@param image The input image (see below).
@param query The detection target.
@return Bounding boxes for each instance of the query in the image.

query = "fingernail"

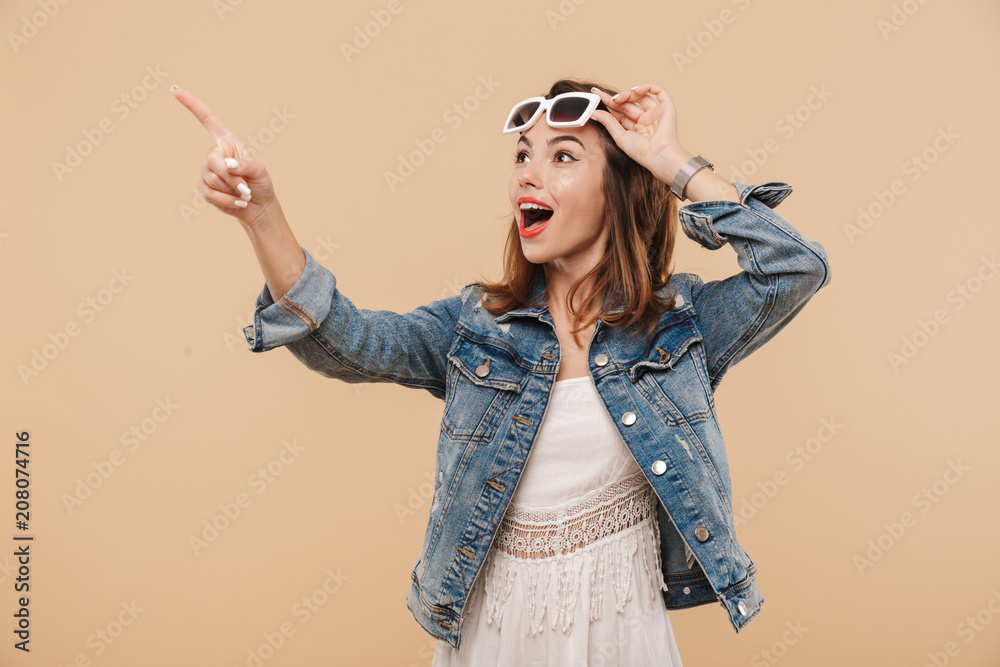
[612,92,623,101]
[241,193,252,201]
[225,158,239,169]
[234,199,248,208]
[170,84,178,92]
[237,183,251,196]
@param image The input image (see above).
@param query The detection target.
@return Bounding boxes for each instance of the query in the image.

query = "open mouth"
[522,207,554,230]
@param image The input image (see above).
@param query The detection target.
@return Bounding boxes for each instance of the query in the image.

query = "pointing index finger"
[171,85,249,159]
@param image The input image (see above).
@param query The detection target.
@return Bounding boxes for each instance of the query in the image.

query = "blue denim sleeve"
[679,181,831,390]
[242,247,462,400]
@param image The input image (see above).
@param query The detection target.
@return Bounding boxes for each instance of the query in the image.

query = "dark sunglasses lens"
[507,102,540,130]
[549,96,591,123]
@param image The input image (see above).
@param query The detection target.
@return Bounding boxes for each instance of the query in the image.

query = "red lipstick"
[517,197,554,238]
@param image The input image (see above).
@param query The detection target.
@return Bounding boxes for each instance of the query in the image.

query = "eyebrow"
[517,134,586,150]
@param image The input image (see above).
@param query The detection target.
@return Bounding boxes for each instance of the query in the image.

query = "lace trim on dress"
[479,470,673,635]
[494,469,650,559]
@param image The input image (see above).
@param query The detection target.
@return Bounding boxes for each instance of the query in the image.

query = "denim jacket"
[242,181,831,650]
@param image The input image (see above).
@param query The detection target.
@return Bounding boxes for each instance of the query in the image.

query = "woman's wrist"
[653,144,696,187]
[656,146,739,204]
[683,165,739,203]
[242,202,307,302]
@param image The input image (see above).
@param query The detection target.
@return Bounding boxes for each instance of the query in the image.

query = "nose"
[517,153,542,188]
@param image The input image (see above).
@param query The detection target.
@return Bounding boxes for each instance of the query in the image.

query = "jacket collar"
[493,270,625,323]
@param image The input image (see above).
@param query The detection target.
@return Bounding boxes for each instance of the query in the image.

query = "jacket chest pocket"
[629,326,714,425]
[441,337,527,444]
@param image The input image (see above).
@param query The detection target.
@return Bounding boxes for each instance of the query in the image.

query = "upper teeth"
[520,202,552,211]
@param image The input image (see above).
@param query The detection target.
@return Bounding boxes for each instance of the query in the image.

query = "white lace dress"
[432,375,685,667]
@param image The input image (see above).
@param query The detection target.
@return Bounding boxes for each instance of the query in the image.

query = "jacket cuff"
[242,247,335,352]
[678,181,793,250]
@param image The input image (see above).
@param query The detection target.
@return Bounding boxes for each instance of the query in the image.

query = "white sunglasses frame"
[501,92,603,135]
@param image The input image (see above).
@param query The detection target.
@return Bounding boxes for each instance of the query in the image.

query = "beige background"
[2,0,998,664]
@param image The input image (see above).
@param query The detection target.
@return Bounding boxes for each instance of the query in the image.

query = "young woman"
[173,77,831,665]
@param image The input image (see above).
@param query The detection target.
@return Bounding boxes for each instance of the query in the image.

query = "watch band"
[670,154,714,201]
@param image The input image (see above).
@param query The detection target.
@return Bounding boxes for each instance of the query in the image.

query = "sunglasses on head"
[502,92,608,134]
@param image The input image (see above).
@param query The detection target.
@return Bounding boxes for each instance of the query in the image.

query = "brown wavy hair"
[474,77,680,346]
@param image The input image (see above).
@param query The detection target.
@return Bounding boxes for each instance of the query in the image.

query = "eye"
[512,150,578,164]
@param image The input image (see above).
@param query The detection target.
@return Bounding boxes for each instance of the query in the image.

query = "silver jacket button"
[651,460,666,475]
[621,412,637,426]
[694,525,709,542]
[475,359,490,377]
[595,353,609,366]
[737,600,748,616]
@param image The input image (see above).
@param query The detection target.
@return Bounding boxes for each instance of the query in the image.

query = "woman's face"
[508,115,609,275]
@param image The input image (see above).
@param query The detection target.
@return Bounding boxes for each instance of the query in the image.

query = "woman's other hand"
[171,85,279,231]
[589,84,696,188]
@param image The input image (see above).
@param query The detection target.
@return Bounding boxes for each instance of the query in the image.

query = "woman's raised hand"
[171,85,279,229]
[589,84,696,187]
